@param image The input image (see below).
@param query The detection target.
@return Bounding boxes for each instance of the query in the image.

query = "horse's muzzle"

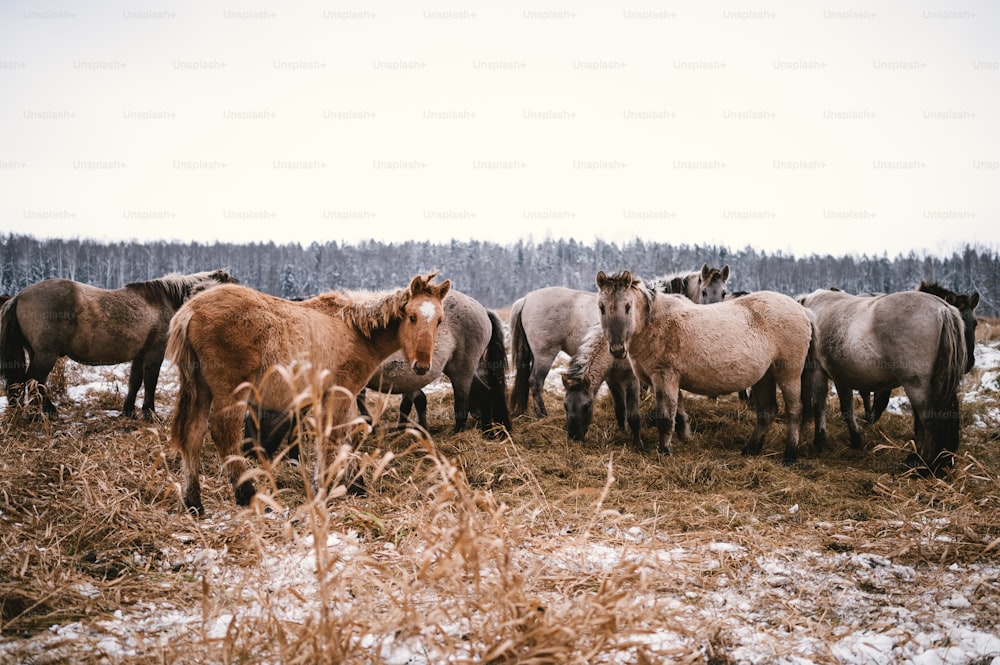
[609,343,628,359]
[412,361,430,375]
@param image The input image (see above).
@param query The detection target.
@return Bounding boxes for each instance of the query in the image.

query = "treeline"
[1,233,997,316]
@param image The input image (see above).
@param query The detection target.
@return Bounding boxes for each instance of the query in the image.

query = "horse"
[0,270,236,419]
[166,273,451,515]
[561,324,643,446]
[798,288,966,474]
[561,265,733,444]
[648,263,730,304]
[509,286,598,418]
[596,270,813,463]
[362,289,510,434]
[511,265,731,419]
[860,281,978,424]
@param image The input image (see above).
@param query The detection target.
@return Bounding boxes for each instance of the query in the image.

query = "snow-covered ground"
[2,343,1000,664]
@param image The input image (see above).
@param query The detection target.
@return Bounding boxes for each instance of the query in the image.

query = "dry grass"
[1,354,999,663]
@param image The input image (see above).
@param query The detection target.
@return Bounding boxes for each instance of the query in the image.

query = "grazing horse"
[0,270,236,419]
[167,273,450,515]
[799,288,966,474]
[561,265,733,444]
[596,271,812,462]
[862,281,978,424]
[509,286,598,418]
[561,324,643,446]
[362,289,511,433]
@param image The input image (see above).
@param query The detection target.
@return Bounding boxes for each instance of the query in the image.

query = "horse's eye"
[624,303,631,313]
[702,289,708,297]
[409,314,417,323]
[721,291,727,299]
[599,304,605,315]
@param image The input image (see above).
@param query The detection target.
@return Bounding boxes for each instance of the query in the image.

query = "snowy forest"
[1,233,997,316]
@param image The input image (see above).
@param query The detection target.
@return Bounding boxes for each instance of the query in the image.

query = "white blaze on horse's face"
[419,300,437,323]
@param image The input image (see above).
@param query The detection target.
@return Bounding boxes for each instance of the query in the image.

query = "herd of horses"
[0,263,981,514]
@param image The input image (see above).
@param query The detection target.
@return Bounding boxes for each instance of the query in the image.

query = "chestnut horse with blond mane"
[167,273,450,515]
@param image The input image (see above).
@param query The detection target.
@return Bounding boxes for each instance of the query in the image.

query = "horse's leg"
[834,382,864,449]
[23,350,59,414]
[860,391,873,422]
[650,373,680,455]
[870,389,891,423]
[607,380,627,431]
[529,350,557,418]
[399,391,430,430]
[139,352,164,421]
[448,371,475,433]
[807,372,829,453]
[176,383,213,515]
[122,357,143,418]
[742,374,777,457]
[622,375,642,449]
[776,374,804,465]
[209,398,255,507]
[674,390,692,442]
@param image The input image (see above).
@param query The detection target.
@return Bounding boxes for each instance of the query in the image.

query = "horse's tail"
[922,307,967,471]
[165,307,201,452]
[477,309,511,432]
[0,296,27,388]
[508,297,532,417]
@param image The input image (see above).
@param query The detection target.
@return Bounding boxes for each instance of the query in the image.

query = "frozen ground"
[2,343,1000,664]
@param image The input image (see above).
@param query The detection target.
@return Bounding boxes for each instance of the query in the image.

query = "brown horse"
[167,273,450,515]
[596,270,813,462]
[0,270,236,419]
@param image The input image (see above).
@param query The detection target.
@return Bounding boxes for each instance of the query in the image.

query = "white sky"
[1,1,998,258]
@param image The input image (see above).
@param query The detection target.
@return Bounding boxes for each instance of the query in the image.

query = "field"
[2,319,1000,664]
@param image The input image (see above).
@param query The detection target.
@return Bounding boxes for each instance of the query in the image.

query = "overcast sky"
[1,1,997,258]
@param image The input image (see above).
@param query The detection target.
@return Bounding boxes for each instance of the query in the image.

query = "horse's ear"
[596,271,609,289]
[721,265,730,281]
[435,279,451,300]
[701,263,710,280]
[969,292,980,310]
[561,373,579,389]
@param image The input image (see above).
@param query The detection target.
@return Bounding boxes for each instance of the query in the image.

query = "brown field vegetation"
[1,320,999,663]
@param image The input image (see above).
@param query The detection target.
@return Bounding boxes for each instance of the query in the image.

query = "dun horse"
[511,264,730,419]
[799,288,967,473]
[863,281,979,423]
[596,270,812,462]
[167,273,450,515]
[0,270,236,419]
[561,265,732,444]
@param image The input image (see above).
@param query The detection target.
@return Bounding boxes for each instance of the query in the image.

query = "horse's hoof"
[234,483,256,507]
[657,445,672,456]
[184,501,205,517]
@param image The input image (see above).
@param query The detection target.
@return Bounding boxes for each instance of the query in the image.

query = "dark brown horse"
[167,273,450,515]
[0,270,236,419]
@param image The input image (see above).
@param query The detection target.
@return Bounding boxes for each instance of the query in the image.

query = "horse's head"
[700,264,730,304]
[561,373,593,441]
[399,273,451,375]
[596,270,641,359]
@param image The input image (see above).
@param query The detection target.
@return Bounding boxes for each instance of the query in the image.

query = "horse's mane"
[332,273,446,337]
[648,270,699,296]
[917,280,975,311]
[335,288,412,337]
[126,270,236,308]
[564,323,606,384]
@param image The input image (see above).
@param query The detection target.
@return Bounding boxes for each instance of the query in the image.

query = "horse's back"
[520,286,597,355]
